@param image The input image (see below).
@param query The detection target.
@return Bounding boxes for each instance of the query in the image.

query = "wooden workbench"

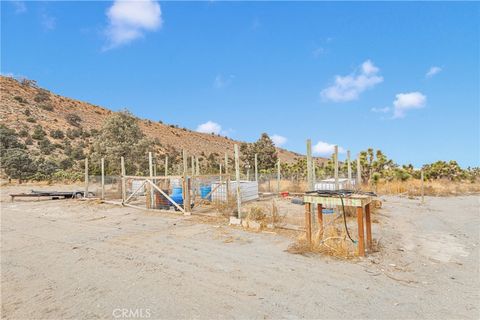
[303,193,373,256]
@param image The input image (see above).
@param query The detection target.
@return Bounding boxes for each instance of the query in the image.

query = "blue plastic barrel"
[172,187,183,195]
[200,185,212,201]
[323,208,334,215]
[170,192,183,205]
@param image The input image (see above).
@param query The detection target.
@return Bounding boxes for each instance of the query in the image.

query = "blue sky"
[2,1,479,167]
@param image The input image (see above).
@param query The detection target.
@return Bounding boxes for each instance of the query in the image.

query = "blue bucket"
[200,185,212,201]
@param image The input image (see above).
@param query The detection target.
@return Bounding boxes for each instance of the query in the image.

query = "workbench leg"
[365,203,372,251]
[317,204,323,238]
[305,203,312,245]
[356,206,365,257]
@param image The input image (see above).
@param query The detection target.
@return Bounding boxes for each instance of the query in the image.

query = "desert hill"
[0,76,323,168]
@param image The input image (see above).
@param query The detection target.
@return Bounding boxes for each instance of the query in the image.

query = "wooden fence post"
[421,170,424,204]
[183,150,191,214]
[347,150,352,186]
[149,152,154,208]
[101,157,105,200]
[164,156,168,176]
[277,159,281,194]
[84,158,89,198]
[254,153,258,182]
[234,144,241,219]
[225,153,230,203]
[121,156,126,203]
[334,145,339,190]
[356,155,362,189]
[306,139,313,191]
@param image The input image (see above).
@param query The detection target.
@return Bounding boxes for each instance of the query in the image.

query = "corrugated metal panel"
[211,181,259,202]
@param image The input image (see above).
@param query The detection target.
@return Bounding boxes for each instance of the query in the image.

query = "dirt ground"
[1,184,479,319]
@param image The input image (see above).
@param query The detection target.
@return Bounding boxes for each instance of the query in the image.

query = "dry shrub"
[247,205,266,221]
[376,179,480,196]
[287,222,357,259]
[211,197,237,217]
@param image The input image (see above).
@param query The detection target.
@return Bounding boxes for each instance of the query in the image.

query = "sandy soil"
[1,184,479,319]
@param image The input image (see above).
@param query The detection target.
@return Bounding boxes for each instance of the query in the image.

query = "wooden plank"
[124,180,147,204]
[164,156,168,176]
[305,203,312,245]
[347,150,352,182]
[121,157,126,203]
[277,159,281,194]
[365,203,372,250]
[234,144,242,218]
[334,145,339,190]
[306,139,313,191]
[225,153,230,202]
[317,204,323,237]
[101,157,105,200]
[149,152,154,208]
[182,150,191,214]
[146,179,186,214]
[84,158,89,198]
[421,170,424,204]
[356,155,362,189]
[357,206,365,257]
[303,195,371,207]
[254,153,258,182]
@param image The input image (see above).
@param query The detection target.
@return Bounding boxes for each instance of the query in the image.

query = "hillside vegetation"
[0,76,315,180]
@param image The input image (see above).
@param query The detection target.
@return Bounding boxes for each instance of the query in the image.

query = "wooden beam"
[225,152,230,203]
[334,145,339,190]
[365,203,372,250]
[164,156,168,176]
[356,155,362,189]
[124,180,147,204]
[421,170,424,204]
[234,144,241,218]
[149,152,154,208]
[254,153,258,182]
[356,206,365,257]
[84,158,89,198]
[277,159,281,194]
[101,157,105,200]
[347,150,352,182]
[305,203,312,245]
[182,150,191,214]
[121,156,126,203]
[306,139,313,191]
[147,179,185,214]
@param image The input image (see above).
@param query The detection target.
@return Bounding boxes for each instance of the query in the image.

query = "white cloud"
[371,106,390,113]
[271,134,287,147]
[320,59,383,102]
[393,92,426,119]
[41,12,56,31]
[196,121,222,135]
[426,66,442,78]
[11,1,26,14]
[213,74,234,89]
[312,47,324,58]
[313,141,345,156]
[104,0,162,50]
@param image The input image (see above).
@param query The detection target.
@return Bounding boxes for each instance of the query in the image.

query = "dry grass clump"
[287,224,357,259]
[247,205,266,221]
[211,197,237,217]
[375,180,480,196]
